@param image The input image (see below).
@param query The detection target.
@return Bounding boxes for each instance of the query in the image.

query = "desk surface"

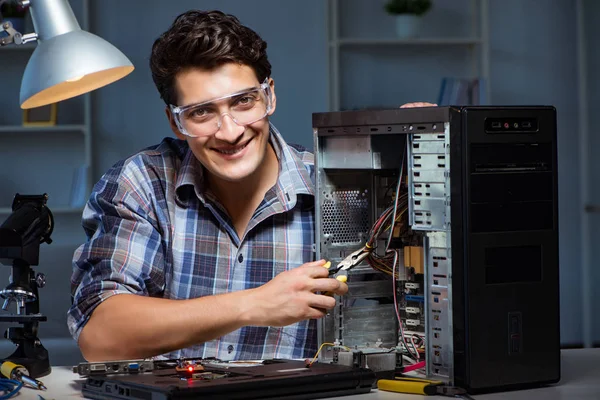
[17,348,600,400]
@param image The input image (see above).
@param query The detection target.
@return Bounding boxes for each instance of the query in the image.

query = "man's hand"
[246,260,348,327]
[400,102,437,108]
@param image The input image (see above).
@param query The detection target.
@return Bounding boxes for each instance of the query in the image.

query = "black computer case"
[312,106,560,393]
[448,106,560,392]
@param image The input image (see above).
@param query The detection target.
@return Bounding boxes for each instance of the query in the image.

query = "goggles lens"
[172,82,271,137]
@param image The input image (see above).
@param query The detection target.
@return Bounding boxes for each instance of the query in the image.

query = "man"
[68,9,432,362]
[68,9,347,362]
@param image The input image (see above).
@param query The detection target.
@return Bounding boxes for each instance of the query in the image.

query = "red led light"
[503,122,509,129]
[188,366,194,372]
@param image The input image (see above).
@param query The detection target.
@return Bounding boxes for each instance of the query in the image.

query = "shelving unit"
[336,37,483,46]
[327,0,490,111]
[0,0,92,212]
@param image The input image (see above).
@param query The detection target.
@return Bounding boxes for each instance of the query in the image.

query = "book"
[437,77,487,106]
[69,164,89,208]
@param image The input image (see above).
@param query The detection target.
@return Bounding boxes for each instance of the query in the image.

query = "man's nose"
[214,113,245,142]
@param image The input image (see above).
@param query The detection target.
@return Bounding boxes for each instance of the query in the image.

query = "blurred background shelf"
[327,0,490,111]
[0,124,87,134]
[335,37,483,46]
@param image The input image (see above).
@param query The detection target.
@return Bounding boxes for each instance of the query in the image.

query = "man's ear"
[267,78,277,116]
[165,106,187,140]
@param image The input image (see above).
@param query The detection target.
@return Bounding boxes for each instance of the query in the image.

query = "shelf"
[327,0,490,111]
[0,206,84,214]
[334,37,483,46]
[0,125,87,134]
[0,42,36,51]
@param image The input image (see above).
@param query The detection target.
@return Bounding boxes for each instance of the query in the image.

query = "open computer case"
[313,106,560,394]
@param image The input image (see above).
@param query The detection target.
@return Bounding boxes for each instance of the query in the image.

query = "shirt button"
[238,254,243,263]
[228,345,234,353]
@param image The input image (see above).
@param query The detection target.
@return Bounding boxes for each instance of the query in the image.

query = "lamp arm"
[0,20,37,46]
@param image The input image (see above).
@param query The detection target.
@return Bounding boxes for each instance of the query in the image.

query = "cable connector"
[0,361,46,391]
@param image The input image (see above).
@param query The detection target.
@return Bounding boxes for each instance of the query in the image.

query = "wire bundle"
[0,379,22,399]
[364,194,409,277]
[373,149,425,367]
[345,147,425,367]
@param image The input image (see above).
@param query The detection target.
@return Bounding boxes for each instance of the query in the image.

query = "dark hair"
[150,10,272,106]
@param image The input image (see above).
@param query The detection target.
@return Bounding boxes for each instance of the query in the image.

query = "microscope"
[0,194,53,378]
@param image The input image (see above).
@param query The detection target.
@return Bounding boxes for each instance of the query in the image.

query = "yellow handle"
[0,361,21,379]
[377,379,439,395]
[322,261,346,295]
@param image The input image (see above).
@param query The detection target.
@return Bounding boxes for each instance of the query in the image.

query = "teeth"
[217,141,248,155]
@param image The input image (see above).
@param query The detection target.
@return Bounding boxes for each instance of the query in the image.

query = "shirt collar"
[268,123,314,211]
[175,123,314,208]
[174,144,206,206]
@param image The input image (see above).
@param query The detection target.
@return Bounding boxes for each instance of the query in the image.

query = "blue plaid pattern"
[68,124,317,360]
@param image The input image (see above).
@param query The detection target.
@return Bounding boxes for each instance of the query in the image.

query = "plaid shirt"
[68,124,317,360]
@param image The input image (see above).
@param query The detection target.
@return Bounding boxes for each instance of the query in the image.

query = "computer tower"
[312,106,560,393]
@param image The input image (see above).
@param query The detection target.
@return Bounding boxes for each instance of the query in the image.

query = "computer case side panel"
[456,106,561,392]
[449,108,469,389]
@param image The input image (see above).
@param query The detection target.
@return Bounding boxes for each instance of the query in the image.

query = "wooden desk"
[18,348,600,400]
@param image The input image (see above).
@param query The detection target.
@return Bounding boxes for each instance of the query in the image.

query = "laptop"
[80,358,376,400]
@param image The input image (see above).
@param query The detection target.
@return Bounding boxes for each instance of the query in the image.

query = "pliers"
[327,246,371,276]
[378,377,476,399]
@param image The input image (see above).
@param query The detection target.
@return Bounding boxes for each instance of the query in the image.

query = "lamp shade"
[19,0,134,109]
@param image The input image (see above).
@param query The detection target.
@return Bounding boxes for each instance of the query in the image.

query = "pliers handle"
[328,246,371,276]
[378,377,474,399]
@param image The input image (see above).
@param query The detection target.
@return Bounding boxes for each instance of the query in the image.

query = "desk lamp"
[0,0,134,379]
[0,0,134,109]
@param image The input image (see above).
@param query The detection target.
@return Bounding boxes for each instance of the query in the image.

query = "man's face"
[167,63,276,183]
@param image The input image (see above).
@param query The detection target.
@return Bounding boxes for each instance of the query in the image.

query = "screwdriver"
[0,361,47,390]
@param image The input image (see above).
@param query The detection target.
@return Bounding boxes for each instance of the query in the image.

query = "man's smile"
[213,137,253,156]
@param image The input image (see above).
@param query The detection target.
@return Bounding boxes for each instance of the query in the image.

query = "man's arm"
[78,260,346,361]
